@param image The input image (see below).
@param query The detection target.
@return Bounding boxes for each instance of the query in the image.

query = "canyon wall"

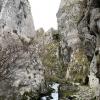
[0,0,45,99]
[57,0,100,98]
[57,0,90,83]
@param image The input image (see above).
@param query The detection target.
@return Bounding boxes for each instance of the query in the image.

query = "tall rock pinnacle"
[0,0,35,37]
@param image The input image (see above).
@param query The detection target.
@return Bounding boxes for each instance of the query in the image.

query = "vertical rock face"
[0,0,45,99]
[78,0,100,97]
[57,0,100,97]
[57,0,89,83]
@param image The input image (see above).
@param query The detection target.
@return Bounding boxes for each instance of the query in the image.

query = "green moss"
[0,96,6,100]
[59,89,78,99]
[45,75,68,84]
[96,53,100,64]
[42,42,58,67]
[67,48,90,83]
[41,41,65,82]
[61,90,74,98]
[21,91,40,100]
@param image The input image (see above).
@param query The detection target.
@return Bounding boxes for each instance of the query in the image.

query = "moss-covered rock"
[66,48,90,83]
[21,91,39,100]
[59,83,79,99]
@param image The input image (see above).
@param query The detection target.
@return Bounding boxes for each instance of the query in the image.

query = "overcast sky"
[29,0,61,31]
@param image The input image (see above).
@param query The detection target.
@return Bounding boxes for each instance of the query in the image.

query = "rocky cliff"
[57,0,100,99]
[57,0,90,83]
[0,0,45,99]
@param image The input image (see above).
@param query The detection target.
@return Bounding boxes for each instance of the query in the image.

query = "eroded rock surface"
[57,0,100,99]
[0,0,45,99]
[57,0,89,83]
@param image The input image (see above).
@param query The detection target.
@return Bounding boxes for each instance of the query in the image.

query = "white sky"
[29,0,61,31]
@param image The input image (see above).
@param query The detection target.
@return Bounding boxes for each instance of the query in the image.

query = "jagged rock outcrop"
[57,0,100,99]
[0,0,45,99]
[78,0,100,98]
[0,0,35,38]
[57,0,90,83]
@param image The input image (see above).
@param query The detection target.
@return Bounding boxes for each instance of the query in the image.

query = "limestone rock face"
[0,0,45,99]
[0,0,35,38]
[35,28,61,81]
[78,0,100,97]
[57,0,100,98]
[57,0,89,83]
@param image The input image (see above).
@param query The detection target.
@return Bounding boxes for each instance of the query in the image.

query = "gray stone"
[57,0,100,98]
[0,0,45,99]
[57,0,89,83]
